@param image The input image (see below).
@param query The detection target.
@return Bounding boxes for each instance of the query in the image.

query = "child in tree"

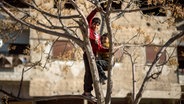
[96,33,109,84]
[82,8,109,99]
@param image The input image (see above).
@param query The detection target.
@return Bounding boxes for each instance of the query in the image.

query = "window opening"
[138,0,166,16]
[52,40,75,60]
[9,43,30,55]
[4,0,29,8]
[0,29,30,68]
[64,0,75,9]
[177,46,184,69]
[145,45,166,64]
[101,0,122,11]
[54,0,75,9]
[112,0,122,9]
[0,30,30,55]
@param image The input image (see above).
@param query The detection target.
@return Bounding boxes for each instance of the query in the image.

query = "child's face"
[101,36,109,43]
[91,23,100,32]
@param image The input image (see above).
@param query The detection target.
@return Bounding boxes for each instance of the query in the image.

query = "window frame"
[145,45,166,65]
[0,29,30,68]
[51,40,75,60]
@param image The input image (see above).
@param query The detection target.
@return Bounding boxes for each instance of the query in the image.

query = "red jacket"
[87,9,108,56]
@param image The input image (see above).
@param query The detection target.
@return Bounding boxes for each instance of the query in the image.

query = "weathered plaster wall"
[0,0,181,99]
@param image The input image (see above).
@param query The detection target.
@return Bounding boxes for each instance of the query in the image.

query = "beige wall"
[0,0,181,100]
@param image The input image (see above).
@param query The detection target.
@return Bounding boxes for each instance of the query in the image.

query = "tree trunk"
[84,37,105,104]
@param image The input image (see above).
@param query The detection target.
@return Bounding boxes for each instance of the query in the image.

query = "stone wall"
[0,0,181,100]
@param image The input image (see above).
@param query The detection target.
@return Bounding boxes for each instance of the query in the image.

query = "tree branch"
[134,31,184,104]
[0,3,84,48]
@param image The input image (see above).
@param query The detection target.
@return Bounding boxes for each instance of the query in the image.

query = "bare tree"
[0,0,184,104]
[0,0,106,104]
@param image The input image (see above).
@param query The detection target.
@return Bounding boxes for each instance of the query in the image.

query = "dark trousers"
[96,59,108,79]
[83,53,108,92]
[83,53,93,92]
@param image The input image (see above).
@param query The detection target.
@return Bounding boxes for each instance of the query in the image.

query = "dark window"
[54,0,75,9]
[101,0,122,11]
[0,30,30,55]
[138,0,166,16]
[52,40,75,60]
[112,1,122,9]
[175,18,184,31]
[177,46,184,69]
[54,0,59,8]
[64,0,75,9]
[0,81,30,98]
[4,0,29,8]
[145,45,166,64]
[173,0,184,5]
[9,43,30,55]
